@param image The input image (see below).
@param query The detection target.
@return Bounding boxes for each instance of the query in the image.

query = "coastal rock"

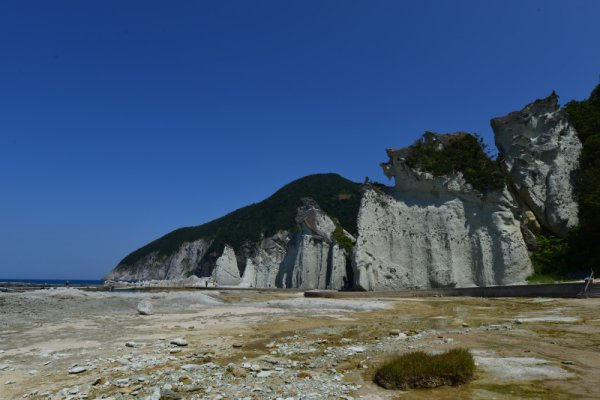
[239,231,290,289]
[160,388,182,400]
[295,198,337,241]
[105,238,212,281]
[240,200,353,290]
[145,388,161,400]
[492,92,582,237]
[275,199,353,290]
[227,366,247,377]
[137,300,154,316]
[353,134,532,291]
[68,366,87,374]
[105,92,581,291]
[210,245,241,286]
[170,338,188,347]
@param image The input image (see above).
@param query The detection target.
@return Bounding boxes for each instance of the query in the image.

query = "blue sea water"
[0,278,103,286]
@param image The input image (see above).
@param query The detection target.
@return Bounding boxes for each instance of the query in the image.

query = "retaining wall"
[305,282,594,299]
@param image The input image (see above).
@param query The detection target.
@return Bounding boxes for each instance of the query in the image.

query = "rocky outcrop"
[274,199,353,290]
[239,231,290,288]
[211,245,242,286]
[104,239,212,281]
[492,92,582,237]
[352,135,533,291]
[106,92,583,291]
[107,199,354,289]
[228,199,354,290]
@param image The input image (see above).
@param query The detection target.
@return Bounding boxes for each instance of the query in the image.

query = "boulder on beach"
[137,300,154,315]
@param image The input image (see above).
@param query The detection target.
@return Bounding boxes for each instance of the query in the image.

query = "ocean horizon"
[0,278,104,286]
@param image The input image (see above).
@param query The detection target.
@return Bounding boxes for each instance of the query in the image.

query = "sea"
[0,278,104,287]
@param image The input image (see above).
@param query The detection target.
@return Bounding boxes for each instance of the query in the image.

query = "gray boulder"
[136,300,154,316]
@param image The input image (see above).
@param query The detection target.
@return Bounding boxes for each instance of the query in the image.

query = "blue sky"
[1,1,599,279]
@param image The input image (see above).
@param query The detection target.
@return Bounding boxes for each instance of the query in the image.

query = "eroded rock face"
[104,239,212,281]
[105,201,353,289]
[106,93,580,291]
[492,92,582,237]
[295,198,337,240]
[353,137,533,291]
[211,245,241,286]
[275,199,352,290]
[239,200,354,289]
[239,231,291,288]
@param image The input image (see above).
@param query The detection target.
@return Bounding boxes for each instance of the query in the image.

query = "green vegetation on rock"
[374,348,475,390]
[526,85,600,279]
[529,235,569,281]
[119,173,362,267]
[564,84,600,275]
[405,133,505,193]
[331,223,354,252]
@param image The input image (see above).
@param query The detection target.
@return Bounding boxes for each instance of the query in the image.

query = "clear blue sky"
[1,1,598,279]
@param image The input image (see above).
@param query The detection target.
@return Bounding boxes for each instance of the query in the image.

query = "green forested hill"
[119,173,362,267]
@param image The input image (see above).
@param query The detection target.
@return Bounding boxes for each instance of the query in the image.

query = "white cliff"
[353,137,533,291]
[210,244,241,286]
[106,93,582,291]
[492,92,582,237]
[105,199,354,289]
[216,200,353,289]
[275,199,353,290]
[239,231,290,288]
[104,238,212,281]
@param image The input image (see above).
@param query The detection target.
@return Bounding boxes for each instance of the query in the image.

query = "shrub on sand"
[374,348,475,390]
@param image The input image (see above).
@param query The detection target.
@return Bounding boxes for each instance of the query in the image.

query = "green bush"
[331,224,354,252]
[405,133,505,193]
[530,235,569,276]
[374,348,475,390]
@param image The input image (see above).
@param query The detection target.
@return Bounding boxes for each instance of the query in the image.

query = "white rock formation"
[277,236,348,289]
[353,141,533,291]
[104,239,212,281]
[210,245,241,286]
[492,92,582,237]
[107,93,581,291]
[104,202,353,289]
[239,231,289,288]
[275,199,353,290]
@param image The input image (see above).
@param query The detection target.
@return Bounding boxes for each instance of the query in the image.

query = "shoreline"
[1,288,599,399]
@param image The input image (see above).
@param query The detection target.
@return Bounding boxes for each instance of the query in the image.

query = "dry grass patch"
[374,348,475,390]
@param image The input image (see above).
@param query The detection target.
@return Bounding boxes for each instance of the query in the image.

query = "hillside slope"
[106,88,588,289]
[110,173,362,280]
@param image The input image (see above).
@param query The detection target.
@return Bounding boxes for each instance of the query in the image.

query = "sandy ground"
[0,288,599,399]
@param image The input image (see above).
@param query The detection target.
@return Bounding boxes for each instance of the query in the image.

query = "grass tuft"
[374,348,475,390]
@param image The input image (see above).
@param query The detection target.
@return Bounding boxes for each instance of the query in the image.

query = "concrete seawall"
[305,282,597,299]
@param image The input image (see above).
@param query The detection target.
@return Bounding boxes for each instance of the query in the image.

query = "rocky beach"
[1,288,599,399]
